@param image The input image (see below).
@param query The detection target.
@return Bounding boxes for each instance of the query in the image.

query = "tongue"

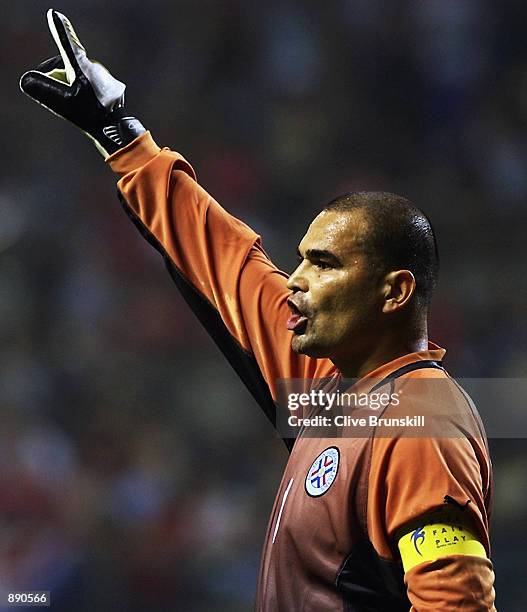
[287,314,308,331]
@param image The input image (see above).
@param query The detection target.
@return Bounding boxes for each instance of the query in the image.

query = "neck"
[333,320,429,379]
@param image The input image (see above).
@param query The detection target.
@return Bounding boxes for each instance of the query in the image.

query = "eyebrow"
[297,247,343,267]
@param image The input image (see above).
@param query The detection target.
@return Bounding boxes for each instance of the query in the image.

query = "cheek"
[311,270,378,319]
[313,276,348,308]
[322,286,359,316]
[312,296,355,338]
[317,284,375,332]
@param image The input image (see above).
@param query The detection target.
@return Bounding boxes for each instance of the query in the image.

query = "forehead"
[299,209,369,256]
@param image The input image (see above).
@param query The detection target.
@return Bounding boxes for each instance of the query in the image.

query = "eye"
[314,260,332,270]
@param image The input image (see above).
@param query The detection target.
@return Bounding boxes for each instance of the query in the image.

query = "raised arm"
[109,133,332,414]
[19,10,334,436]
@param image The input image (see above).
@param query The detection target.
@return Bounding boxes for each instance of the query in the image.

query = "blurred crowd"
[1,1,527,610]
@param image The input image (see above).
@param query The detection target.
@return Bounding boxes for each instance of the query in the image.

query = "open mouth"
[286,299,309,334]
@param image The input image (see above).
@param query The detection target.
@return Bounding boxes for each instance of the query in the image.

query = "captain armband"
[397,509,487,572]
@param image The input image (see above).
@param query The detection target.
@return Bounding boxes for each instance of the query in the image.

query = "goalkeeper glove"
[20,9,146,158]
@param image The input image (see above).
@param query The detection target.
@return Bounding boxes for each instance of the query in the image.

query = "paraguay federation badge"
[305,446,340,497]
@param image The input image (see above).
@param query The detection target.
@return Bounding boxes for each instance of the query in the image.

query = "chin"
[291,334,330,359]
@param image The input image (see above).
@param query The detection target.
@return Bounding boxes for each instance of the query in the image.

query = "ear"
[381,270,416,314]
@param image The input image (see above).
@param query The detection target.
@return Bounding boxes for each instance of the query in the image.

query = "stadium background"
[2,1,526,610]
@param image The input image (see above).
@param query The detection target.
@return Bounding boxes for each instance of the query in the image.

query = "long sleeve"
[368,434,495,609]
[107,133,334,434]
[405,555,496,611]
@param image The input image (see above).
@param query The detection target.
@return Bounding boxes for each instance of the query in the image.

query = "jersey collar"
[339,342,446,394]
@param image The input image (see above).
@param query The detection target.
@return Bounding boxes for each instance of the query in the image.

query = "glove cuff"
[92,107,146,158]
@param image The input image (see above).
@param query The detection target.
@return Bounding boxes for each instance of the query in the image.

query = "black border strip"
[369,360,444,393]
[117,189,294,452]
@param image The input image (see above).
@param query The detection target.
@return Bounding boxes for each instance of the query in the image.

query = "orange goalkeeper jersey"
[108,133,495,611]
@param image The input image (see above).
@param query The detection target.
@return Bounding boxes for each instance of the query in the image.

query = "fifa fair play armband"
[397,510,487,572]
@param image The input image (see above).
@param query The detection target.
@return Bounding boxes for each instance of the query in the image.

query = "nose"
[287,261,308,293]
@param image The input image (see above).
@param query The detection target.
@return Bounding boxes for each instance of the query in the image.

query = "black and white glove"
[20,9,146,158]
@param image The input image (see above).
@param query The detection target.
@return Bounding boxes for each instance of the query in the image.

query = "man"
[20,11,496,610]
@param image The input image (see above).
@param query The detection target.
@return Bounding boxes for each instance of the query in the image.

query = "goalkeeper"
[20,11,496,611]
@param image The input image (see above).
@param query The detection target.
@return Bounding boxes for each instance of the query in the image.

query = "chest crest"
[305,446,340,497]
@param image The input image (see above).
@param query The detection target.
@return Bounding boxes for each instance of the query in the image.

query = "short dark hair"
[324,191,439,307]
